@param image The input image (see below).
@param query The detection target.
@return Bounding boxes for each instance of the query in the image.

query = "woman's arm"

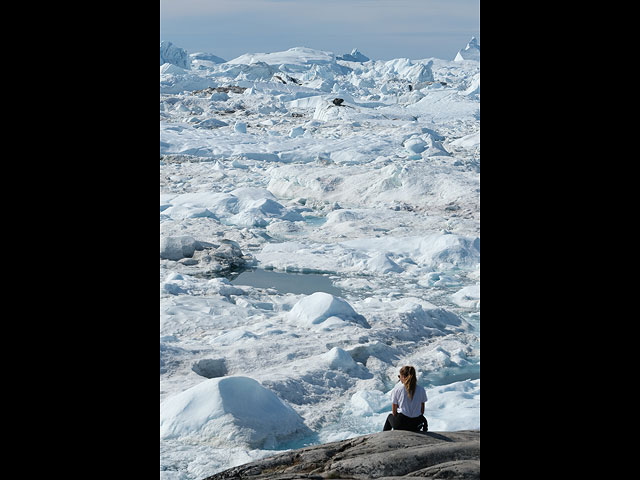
[392,403,398,416]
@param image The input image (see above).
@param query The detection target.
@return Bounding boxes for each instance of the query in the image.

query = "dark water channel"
[230,268,344,296]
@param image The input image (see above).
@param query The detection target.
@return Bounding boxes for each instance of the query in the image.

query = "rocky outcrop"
[202,430,479,479]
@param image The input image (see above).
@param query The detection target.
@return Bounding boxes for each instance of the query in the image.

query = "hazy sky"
[160,0,480,62]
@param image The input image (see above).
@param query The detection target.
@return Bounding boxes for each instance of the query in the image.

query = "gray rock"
[202,430,479,479]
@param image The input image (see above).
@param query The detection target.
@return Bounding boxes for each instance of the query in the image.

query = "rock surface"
[202,430,480,479]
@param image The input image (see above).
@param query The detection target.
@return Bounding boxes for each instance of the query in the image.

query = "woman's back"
[383,366,428,432]
[390,382,427,418]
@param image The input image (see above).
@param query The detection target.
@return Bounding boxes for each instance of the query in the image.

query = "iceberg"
[288,292,370,329]
[160,41,190,69]
[454,37,480,62]
[338,48,370,63]
[160,376,311,448]
[228,46,336,67]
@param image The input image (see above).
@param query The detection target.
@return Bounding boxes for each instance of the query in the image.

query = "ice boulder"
[289,126,305,138]
[231,187,279,211]
[346,390,390,416]
[288,292,370,329]
[375,58,434,85]
[454,37,480,62]
[393,298,471,339]
[463,73,480,97]
[160,41,190,69]
[423,135,451,157]
[366,252,404,274]
[283,347,373,383]
[234,121,247,133]
[196,118,228,129]
[159,376,310,448]
[321,347,361,372]
[415,235,479,269]
[227,187,304,226]
[160,235,202,261]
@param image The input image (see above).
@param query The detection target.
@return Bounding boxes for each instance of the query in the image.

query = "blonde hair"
[400,366,417,400]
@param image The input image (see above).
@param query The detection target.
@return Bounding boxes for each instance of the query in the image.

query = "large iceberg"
[160,376,311,448]
[160,41,190,69]
[338,48,370,63]
[454,37,480,62]
[228,46,335,67]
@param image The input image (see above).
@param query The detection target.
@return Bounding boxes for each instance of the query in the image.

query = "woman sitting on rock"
[383,366,428,432]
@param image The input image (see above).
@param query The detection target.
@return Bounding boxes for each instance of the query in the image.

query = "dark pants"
[383,412,428,432]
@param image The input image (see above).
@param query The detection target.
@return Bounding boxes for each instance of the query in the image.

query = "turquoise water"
[302,216,327,227]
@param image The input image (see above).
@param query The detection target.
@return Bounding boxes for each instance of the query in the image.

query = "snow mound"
[288,292,370,329]
[159,376,310,448]
[287,347,369,376]
[321,347,361,371]
[450,284,480,309]
[450,130,480,148]
[454,37,480,62]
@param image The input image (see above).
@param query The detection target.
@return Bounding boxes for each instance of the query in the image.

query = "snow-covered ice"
[160,376,311,448]
[160,39,479,480]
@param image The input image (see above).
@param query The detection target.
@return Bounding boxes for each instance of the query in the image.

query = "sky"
[160,0,480,62]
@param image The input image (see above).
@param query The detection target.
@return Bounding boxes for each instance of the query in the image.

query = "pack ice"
[160,40,479,480]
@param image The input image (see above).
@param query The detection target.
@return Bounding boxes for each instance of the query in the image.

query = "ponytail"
[400,366,417,400]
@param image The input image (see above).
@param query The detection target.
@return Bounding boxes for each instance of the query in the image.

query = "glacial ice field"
[160,40,480,480]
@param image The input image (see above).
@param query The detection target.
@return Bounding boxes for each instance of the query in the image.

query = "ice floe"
[160,38,480,479]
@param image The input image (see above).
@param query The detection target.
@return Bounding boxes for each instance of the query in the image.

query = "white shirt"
[390,382,428,418]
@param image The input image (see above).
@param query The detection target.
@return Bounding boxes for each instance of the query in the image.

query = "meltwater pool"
[230,268,344,296]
